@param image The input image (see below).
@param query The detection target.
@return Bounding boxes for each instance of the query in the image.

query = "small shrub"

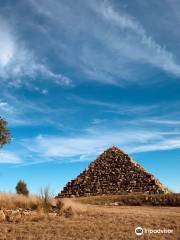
[56,199,64,211]
[0,117,11,148]
[16,180,29,196]
[40,186,52,213]
[63,207,74,218]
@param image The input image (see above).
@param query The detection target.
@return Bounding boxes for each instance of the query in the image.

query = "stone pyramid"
[58,146,168,197]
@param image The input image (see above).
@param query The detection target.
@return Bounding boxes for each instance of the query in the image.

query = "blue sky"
[0,0,180,194]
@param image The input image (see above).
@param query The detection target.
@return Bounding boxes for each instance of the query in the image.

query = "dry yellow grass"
[76,193,180,206]
[0,193,41,210]
[0,195,179,240]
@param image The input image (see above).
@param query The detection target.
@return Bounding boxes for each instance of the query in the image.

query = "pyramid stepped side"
[58,147,169,197]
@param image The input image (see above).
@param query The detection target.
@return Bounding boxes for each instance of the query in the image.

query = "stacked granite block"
[58,147,168,197]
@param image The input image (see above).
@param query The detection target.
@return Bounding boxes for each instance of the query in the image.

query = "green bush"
[16,180,29,196]
[0,117,11,148]
[40,186,52,212]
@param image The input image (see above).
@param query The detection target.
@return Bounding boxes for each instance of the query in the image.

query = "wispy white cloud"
[14,100,180,163]
[26,0,180,85]
[144,119,180,125]
[0,100,27,126]
[0,19,15,67]
[91,0,180,77]
[71,95,165,116]
[0,94,55,127]
[22,127,179,163]
[0,151,22,164]
[132,138,180,153]
[3,111,180,165]
[0,17,72,88]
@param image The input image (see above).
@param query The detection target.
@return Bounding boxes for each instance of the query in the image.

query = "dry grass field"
[0,193,42,210]
[76,193,180,206]
[0,194,179,240]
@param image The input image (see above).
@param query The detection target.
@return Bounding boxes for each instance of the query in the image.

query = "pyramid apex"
[109,145,119,149]
[105,146,126,153]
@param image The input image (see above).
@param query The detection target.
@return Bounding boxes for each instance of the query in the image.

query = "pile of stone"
[58,146,168,198]
[0,200,73,222]
[0,209,25,223]
[0,208,58,223]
